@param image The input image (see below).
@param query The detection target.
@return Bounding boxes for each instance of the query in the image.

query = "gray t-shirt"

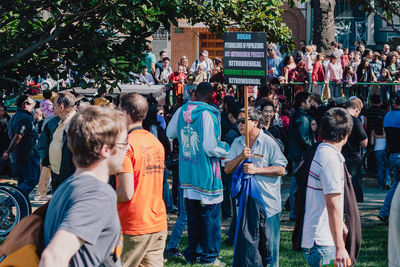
[44,174,121,267]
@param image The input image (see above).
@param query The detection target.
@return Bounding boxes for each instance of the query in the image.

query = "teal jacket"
[177,101,229,196]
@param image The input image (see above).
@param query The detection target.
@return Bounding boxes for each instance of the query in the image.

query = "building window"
[199,33,224,60]
[334,0,366,49]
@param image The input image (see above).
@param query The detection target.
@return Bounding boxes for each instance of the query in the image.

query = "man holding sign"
[224,107,287,267]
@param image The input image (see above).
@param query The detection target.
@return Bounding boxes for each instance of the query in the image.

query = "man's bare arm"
[325,193,351,267]
[116,173,134,203]
[224,147,251,174]
[40,230,84,267]
[2,134,22,159]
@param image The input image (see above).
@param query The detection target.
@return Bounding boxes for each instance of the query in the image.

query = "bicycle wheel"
[0,183,31,218]
[363,149,378,178]
[0,187,21,239]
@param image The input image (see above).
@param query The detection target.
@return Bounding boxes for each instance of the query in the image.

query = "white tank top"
[374,138,386,151]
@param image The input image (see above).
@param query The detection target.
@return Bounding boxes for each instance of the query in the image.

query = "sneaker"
[377,214,389,224]
[202,259,227,266]
[165,248,183,258]
[34,194,48,201]
[384,184,391,190]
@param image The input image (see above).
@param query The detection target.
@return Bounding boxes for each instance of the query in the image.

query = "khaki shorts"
[121,230,167,267]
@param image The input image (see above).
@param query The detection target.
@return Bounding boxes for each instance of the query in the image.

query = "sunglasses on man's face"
[238,118,255,125]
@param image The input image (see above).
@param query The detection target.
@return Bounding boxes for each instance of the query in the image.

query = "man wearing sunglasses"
[3,94,40,197]
[224,107,287,267]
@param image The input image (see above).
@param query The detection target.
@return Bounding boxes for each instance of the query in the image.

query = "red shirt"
[312,61,325,82]
[170,72,186,95]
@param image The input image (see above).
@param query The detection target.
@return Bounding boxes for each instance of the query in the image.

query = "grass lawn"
[165,225,388,266]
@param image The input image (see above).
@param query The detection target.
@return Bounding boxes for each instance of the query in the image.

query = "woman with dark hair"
[325,54,343,98]
[370,117,391,189]
[362,48,373,61]
[209,66,224,84]
[379,68,393,102]
[357,58,376,99]
[283,55,297,83]
[294,50,304,65]
[289,61,309,94]
[342,65,357,98]
[386,54,398,77]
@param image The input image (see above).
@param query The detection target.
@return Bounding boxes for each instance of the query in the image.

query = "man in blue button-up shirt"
[267,46,283,82]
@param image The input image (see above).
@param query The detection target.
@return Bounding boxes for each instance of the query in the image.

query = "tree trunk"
[312,0,336,53]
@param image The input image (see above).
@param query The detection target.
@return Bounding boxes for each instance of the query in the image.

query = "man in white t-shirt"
[190,50,214,80]
[301,108,354,267]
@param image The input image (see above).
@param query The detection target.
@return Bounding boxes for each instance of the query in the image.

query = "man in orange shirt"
[117,93,167,267]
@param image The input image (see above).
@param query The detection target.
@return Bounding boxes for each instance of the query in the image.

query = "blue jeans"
[167,187,187,250]
[303,245,336,267]
[315,84,324,96]
[345,156,364,202]
[381,85,391,102]
[375,150,391,188]
[290,161,302,219]
[330,83,340,98]
[184,199,221,264]
[12,157,40,197]
[344,85,356,99]
[379,153,400,217]
[163,169,177,213]
[267,213,281,267]
[221,170,232,218]
[307,73,313,92]
[360,86,370,101]
[227,198,238,243]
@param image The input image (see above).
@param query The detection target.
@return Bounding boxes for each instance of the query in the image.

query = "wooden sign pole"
[244,85,249,147]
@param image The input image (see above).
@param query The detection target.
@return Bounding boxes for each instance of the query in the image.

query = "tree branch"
[374,11,400,36]
[1,22,73,67]
[59,1,106,17]
[0,76,23,85]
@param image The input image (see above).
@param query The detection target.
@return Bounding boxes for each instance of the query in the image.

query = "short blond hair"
[68,106,127,168]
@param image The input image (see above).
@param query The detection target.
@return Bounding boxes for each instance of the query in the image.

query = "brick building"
[168,3,307,66]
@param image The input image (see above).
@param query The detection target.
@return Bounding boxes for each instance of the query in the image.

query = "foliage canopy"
[0,0,295,91]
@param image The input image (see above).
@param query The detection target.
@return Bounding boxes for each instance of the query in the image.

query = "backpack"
[0,202,48,267]
[291,143,320,251]
[0,202,122,267]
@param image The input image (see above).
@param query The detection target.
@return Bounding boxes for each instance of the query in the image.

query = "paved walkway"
[281,187,387,210]
[280,186,389,229]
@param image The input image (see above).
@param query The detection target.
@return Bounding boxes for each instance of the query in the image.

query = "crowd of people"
[137,42,400,108]
[0,41,399,267]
